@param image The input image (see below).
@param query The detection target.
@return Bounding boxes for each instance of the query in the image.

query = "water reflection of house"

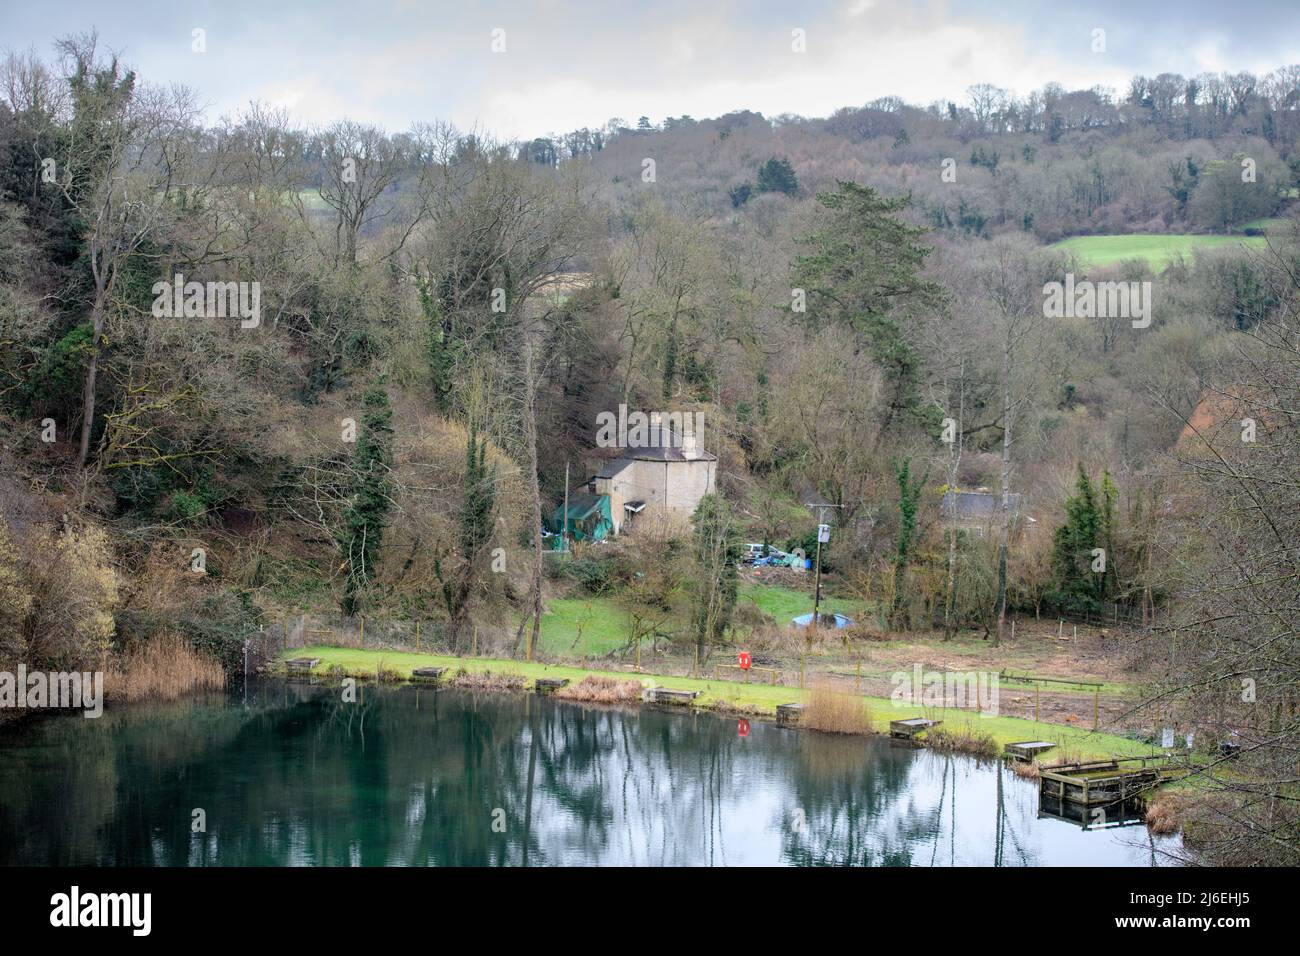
[584,413,717,535]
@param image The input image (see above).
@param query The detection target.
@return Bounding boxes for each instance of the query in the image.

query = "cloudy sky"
[4,0,1299,138]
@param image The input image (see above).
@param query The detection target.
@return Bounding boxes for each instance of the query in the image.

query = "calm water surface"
[0,681,1179,866]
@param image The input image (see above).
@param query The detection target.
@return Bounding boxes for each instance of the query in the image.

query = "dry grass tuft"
[554,675,642,704]
[1010,758,1041,780]
[451,669,526,692]
[926,726,1000,759]
[104,633,225,702]
[803,681,871,734]
[1145,793,1185,835]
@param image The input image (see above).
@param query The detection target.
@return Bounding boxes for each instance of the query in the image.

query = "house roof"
[595,458,632,479]
[941,491,1023,520]
[588,426,718,464]
[623,427,717,462]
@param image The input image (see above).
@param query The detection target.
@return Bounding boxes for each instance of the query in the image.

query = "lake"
[0,681,1179,866]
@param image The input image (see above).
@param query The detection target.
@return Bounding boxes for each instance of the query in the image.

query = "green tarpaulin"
[546,492,613,544]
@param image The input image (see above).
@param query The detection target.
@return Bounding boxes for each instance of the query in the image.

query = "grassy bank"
[277,645,1160,764]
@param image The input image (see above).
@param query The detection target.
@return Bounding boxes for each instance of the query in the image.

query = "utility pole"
[803,502,841,648]
[562,460,570,553]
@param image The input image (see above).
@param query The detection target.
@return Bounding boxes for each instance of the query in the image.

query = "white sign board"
[817,524,830,543]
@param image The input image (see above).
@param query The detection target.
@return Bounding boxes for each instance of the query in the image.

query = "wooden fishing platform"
[890,718,941,739]
[1038,755,1179,807]
[1005,740,1057,762]
[776,703,805,725]
[411,667,447,683]
[647,687,700,706]
[534,678,569,694]
[285,657,320,682]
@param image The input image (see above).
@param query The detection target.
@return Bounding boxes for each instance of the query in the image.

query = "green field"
[1051,233,1267,270]
[1241,216,1294,234]
[291,189,332,212]
[278,645,1162,764]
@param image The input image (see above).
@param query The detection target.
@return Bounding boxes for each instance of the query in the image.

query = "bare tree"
[52,34,206,468]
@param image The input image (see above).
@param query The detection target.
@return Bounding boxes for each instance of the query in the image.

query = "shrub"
[552,553,619,594]
[0,521,33,664]
[21,523,120,669]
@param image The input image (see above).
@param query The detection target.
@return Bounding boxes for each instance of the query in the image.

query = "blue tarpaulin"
[791,612,854,629]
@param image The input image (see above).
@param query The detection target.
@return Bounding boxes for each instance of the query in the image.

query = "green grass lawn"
[279,645,1162,764]
[535,596,631,657]
[1051,233,1267,271]
[737,581,859,622]
[530,582,861,658]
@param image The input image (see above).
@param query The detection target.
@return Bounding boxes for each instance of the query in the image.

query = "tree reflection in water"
[0,682,1176,866]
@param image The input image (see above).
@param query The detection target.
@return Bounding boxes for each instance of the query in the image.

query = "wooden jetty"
[1005,740,1057,762]
[647,687,700,706]
[534,678,569,694]
[411,667,447,683]
[285,657,320,681]
[889,717,941,739]
[775,703,805,725]
[1038,755,1178,807]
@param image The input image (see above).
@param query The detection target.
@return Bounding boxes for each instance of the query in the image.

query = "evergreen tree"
[756,157,799,196]
[793,181,943,426]
[1048,465,1105,613]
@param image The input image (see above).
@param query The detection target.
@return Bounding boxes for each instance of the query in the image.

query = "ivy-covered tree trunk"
[994,329,1012,645]
[338,384,394,616]
[523,339,544,661]
[890,457,926,629]
[691,494,739,671]
[438,421,497,652]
